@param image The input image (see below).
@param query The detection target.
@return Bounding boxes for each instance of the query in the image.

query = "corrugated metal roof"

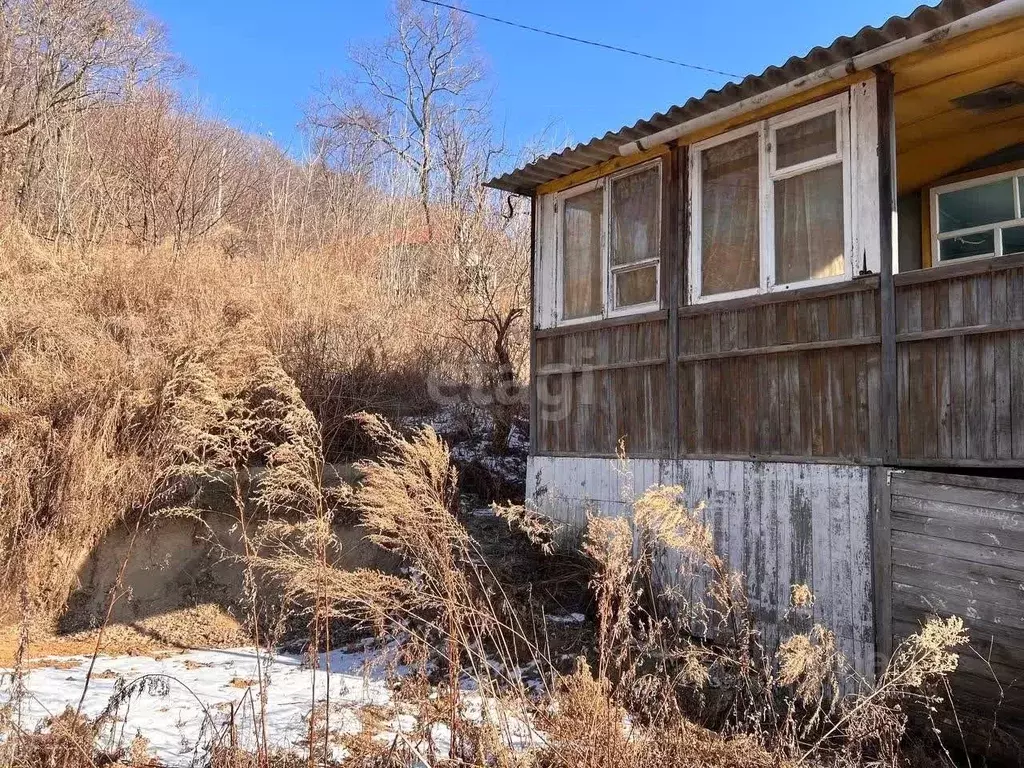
[486,0,1001,194]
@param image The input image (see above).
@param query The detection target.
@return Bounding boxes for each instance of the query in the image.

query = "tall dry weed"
[566,476,969,765]
[0,222,474,622]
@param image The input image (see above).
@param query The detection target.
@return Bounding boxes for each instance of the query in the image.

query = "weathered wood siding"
[530,67,1024,469]
[535,316,669,456]
[677,279,883,461]
[528,455,876,677]
[895,255,1024,465]
[535,254,1024,466]
[886,470,1024,723]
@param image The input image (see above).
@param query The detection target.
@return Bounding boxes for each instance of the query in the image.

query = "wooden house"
[486,0,1024,713]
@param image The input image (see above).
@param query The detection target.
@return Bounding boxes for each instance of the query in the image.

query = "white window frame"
[930,166,1024,264]
[688,93,853,304]
[554,159,662,324]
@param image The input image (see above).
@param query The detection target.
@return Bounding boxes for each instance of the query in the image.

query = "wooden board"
[535,317,669,456]
[894,265,1024,463]
[528,455,876,678]
[888,469,1024,727]
[536,145,670,196]
[891,19,1024,193]
[676,280,883,461]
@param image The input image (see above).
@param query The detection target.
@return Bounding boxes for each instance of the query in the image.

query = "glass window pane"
[1002,225,1024,256]
[939,231,995,260]
[774,163,845,284]
[937,178,1015,233]
[701,134,760,296]
[614,265,657,308]
[562,188,604,319]
[775,112,837,169]
[611,166,660,267]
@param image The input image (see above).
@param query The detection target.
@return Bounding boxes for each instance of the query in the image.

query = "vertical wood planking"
[830,467,857,668]
[870,466,893,673]
[809,464,832,630]
[667,144,684,459]
[1013,332,1024,459]
[529,194,539,456]
[536,317,668,455]
[676,279,883,463]
[528,456,876,679]
[851,76,882,275]
[534,193,558,329]
[894,264,1024,465]
[848,468,875,677]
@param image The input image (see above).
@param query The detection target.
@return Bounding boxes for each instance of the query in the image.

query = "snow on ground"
[403,404,528,492]
[546,613,586,625]
[1,644,542,766]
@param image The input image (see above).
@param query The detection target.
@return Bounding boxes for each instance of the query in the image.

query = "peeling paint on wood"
[527,455,876,678]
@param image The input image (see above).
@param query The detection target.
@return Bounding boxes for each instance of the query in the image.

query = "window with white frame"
[558,161,661,321]
[689,94,852,302]
[931,168,1024,262]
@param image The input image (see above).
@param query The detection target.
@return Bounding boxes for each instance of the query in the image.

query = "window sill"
[679,273,880,315]
[535,308,668,338]
[607,300,661,319]
[895,251,1024,287]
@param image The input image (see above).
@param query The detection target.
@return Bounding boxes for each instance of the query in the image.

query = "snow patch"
[1,644,544,766]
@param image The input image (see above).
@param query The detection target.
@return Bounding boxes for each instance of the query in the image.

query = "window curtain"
[611,167,659,266]
[773,164,844,284]
[562,188,604,319]
[701,134,759,295]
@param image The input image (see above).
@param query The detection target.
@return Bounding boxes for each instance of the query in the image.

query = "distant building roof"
[486,0,1001,195]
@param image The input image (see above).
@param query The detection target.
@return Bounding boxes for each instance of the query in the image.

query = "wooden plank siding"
[677,278,884,462]
[527,455,876,678]
[894,256,1024,465]
[888,470,1024,725]
[535,317,669,456]
[535,254,1024,466]
[528,65,1024,469]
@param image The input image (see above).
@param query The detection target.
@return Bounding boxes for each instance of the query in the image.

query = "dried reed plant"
[0,220,476,623]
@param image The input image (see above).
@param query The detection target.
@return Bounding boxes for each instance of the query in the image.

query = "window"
[610,165,661,309]
[557,161,661,322]
[689,94,851,302]
[931,168,1024,262]
[562,185,604,320]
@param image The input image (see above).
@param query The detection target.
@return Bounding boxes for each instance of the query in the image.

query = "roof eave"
[486,0,1018,195]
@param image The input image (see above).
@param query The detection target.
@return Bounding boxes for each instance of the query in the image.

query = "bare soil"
[0,604,248,667]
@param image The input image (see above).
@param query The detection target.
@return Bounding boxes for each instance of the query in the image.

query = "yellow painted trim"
[890,16,1024,89]
[897,114,1024,193]
[894,50,1024,128]
[897,102,1024,153]
[537,145,669,196]
[537,71,873,195]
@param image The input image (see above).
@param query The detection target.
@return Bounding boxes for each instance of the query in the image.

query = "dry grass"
[0,222,473,623]
[0,230,967,768]
[0,418,971,768]
[244,422,968,768]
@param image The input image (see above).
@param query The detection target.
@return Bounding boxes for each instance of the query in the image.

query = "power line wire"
[416,0,740,78]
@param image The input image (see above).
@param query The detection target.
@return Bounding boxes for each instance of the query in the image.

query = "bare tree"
[0,0,173,206]
[308,0,531,448]
[307,0,483,236]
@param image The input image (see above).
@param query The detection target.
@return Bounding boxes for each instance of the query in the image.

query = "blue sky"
[140,0,922,164]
